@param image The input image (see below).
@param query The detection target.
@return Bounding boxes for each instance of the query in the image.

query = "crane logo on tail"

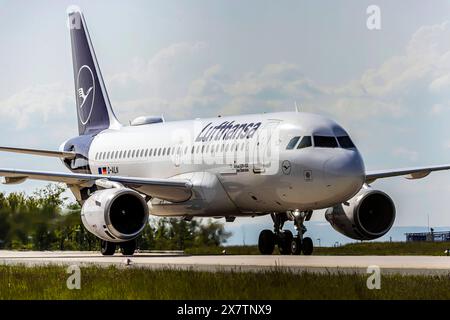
[76,65,95,125]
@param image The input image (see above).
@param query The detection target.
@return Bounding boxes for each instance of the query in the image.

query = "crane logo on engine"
[98,166,119,175]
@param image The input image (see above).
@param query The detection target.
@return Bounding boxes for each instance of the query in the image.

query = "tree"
[195,219,232,246]
[0,184,232,251]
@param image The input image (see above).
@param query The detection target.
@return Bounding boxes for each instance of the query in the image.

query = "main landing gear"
[258,211,314,255]
[100,239,137,256]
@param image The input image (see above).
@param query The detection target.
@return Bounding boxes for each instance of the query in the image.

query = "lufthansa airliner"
[1,9,449,256]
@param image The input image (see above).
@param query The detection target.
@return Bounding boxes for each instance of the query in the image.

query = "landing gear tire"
[120,239,136,256]
[278,230,293,255]
[302,237,314,255]
[100,240,116,256]
[258,229,275,255]
[291,238,302,255]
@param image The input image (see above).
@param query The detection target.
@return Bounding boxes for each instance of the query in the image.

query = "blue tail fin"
[68,9,121,135]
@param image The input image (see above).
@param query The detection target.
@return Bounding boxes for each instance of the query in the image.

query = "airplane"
[1,8,450,256]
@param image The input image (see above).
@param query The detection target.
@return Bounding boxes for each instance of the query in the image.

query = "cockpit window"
[337,136,356,149]
[313,136,338,148]
[286,136,300,150]
[297,136,312,149]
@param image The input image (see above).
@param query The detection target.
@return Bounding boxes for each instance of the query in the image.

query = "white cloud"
[109,21,450,123]
[0,83,72,129]
[109,41,209,101]
[4,20,450,148]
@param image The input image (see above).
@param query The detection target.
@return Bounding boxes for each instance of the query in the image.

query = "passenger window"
[286,136,300,150]
[297,136,312,149]
[337,136,356,149]
[314,136,338,148]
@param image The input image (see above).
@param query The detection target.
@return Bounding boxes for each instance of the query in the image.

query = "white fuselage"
[85,111,366,218]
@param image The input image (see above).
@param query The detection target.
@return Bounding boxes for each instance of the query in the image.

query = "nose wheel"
[257,212,314,255]
[291,210,314,255]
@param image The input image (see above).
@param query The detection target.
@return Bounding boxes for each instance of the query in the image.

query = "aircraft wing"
[365,164,450,184]
[0,168,193,203]
[0,146,77,159]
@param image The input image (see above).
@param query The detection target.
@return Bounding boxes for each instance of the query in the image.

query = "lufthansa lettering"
[195,121,262,142]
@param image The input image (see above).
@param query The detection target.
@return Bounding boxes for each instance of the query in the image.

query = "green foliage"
[0,184,231,251]
[137,217,231,250]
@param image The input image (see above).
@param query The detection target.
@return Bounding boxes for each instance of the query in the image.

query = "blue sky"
[2,1,450,244]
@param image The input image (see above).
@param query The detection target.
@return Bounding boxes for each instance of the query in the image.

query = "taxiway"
[1,251,450,275]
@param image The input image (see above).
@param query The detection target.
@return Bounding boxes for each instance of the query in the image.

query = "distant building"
[405,229,450,242]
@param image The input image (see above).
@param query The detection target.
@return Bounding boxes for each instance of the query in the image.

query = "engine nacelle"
[325,187,395,240]
[81,188,149,242]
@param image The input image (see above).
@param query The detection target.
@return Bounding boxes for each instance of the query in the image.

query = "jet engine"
[81,188,149,242]
[325,187,395,240]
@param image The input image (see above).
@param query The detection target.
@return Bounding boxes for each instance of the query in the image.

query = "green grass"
[1,265,450,299]
[185,242,450,256]
[315,241,450,256]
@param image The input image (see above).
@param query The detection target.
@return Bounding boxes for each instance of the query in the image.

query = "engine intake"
[81,188,149,242]
[325,187,395,240]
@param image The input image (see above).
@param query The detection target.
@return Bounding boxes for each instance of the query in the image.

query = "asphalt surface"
[1,251,450,275]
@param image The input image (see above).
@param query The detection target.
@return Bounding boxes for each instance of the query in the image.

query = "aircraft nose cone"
[324,151,365,196]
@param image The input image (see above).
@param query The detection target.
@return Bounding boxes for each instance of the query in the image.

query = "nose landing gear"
[291,210,314,256]
[257,211,314,255]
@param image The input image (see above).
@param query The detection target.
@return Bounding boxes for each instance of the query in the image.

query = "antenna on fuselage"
[294,101,300,112]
